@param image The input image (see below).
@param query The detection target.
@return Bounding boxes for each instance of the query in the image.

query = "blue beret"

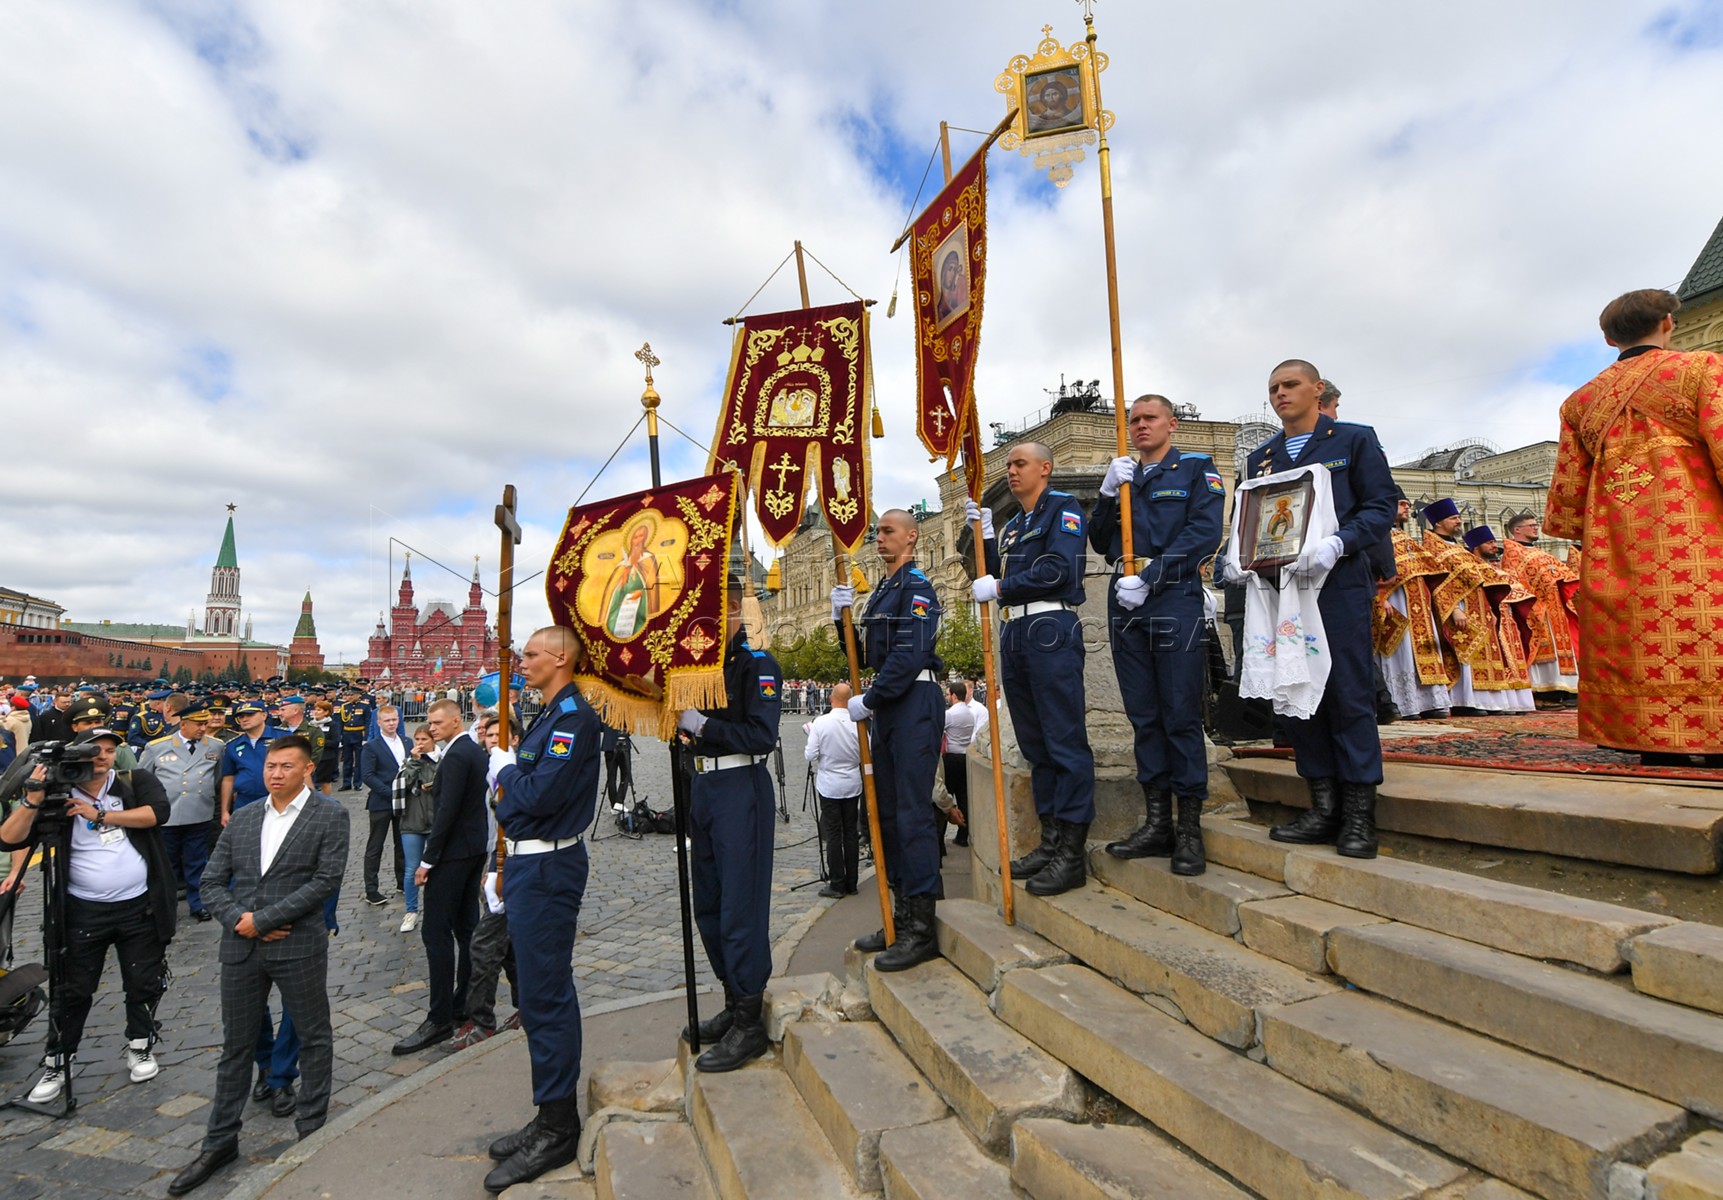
[281,694,307,705]
[146,689,171,700]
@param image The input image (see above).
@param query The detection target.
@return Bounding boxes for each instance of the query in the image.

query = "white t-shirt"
[68,771,149,903]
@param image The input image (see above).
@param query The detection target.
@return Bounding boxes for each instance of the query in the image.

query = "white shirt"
[966,698,988,734]
[68,770,149,903]
[382,733,406,767]
[944,702,977,752]
[260,787,311,874]
[804,709,862,798]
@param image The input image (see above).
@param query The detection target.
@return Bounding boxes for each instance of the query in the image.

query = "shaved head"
[529,625,582,659]
[1009,441,1053,465]
[1271,358,1321,383]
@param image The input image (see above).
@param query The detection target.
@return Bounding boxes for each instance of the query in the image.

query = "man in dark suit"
[168,734,349,1197]
[358,704,409,905]
[393,698,488,1054]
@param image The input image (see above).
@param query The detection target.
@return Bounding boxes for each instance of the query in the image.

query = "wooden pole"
[889,109,1019,254]
[796,239,894,945]
[1086,15,1137,573]
[492,486,522,889]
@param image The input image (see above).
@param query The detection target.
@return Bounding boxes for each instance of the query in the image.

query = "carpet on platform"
[1237,728,1723,782]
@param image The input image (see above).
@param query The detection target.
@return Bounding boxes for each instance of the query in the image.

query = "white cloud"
[4,0,1720,663]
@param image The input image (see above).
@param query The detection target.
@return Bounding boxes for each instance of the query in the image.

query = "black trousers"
[363,810,404,897]
[60,894,166,1053]
[818,793,860,892]
[420,853,484,1026]
[942,752,970,843]
[338,741,364,787]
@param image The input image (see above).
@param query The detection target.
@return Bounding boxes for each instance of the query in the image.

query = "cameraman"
[0,724,176,1103]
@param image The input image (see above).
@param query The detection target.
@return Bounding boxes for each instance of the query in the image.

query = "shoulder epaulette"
[559,696,578,714]
[751,649,768,657]
[146,734,173,747]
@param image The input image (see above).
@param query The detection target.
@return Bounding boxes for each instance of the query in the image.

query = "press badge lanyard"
[74,779,125,843]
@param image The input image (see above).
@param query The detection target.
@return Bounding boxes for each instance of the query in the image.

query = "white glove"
[847,696,872,722]
[1293,534,1344,577]
[677,709,708,737]
[972,575,1000,604]
[1115,575,1149,609]
[1100,455,1136,498]
[486,747,516,787]
[482,874,505,916]
[963,499,995,540]
[830,585,855,621]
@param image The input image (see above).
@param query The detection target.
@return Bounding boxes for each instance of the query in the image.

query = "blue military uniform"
[1244,414,1396,786]
[1089,448,1225,801]
[494,682,600,1107]
[129,690,171,750]
[337,696,373,790]
[847,560,944,903]
[685,632,782,1001]
[983,489,1096,828]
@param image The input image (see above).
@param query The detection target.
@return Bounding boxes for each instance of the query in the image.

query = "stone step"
[1261,990,1690,1200]
[1328,922,1723,1121]
[782,1021,949,1191]
[1282,851,1675,973]
[1647,1130,1723,1199]
[1014,880,1336,1048]
[933,897,1069,995]
[594,1120,716,1200]
[501,1166,597,1200]
[996,962,1470,1200]
[1224,758,1723,875]
[1202,816,1295,882]
[687,1063,868,1200]
[1010,1117,1251,1199]
[1088,846,1292,936]
[864,957,1085,1151]
[878,1118,1016,1199]
[1625,923,1723,1015]
[1237,894,1389,975]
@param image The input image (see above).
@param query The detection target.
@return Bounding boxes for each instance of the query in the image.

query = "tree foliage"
[936,604,984,681]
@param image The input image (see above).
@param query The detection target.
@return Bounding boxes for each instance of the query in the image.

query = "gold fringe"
[574,668,730,741]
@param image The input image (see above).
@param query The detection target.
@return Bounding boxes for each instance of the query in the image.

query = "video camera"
[0,739,102,806]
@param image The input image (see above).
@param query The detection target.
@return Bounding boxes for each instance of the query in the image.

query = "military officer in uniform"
[109,689,139,745]
[674,582,783,1070]
[830,510,945,967]
[1090,396,1226,875]
[1242,359,1397,856]
[968,443,1096,895]
[129,689,172,750]
[481,626,601,1194]
[139,700,226,921]
[336,686,373,791]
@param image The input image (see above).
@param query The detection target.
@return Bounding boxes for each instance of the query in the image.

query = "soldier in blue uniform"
[336,686,373,791]
[675,581,784,1069]
[481,625,600,1194]
[969,442,1096,895]
[1089,396,1226,875]
[1240,359,1397,857]
[830,509,945,969]
[129,689,172,750]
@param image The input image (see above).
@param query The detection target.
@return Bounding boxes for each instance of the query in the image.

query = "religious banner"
[911,151,988,469]
[709,301,873,553]
[546,471,740,737]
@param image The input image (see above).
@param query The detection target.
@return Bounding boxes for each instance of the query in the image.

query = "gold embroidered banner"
[546,472,739,737]
[709,301,873,552]
[911,151,987,472]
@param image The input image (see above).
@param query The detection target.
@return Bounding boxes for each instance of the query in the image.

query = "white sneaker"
[125,1038,159,1083]
[400,913,418,933]
[28,1054,69,1103]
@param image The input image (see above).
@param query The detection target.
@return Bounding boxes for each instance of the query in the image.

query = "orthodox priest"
[1375,493,1453,720]
[1421,510,1533,713]
[1499,515,1580,705]
[1546,288,1723,761]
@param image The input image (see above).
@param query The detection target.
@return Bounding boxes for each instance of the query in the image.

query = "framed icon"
[1023,66,1087,137]
[1239,475,1316,572]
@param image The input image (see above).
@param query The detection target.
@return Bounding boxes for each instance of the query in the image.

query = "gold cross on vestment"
[769,451,800,491]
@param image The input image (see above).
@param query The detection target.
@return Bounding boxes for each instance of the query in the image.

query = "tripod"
[598,735,645,842]
[773,741,789,825]
[791,761,829,892]
[1,790,77,1118]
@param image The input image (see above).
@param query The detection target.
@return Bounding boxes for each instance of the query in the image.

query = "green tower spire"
[216,505,239,569]
[293,590,316,638]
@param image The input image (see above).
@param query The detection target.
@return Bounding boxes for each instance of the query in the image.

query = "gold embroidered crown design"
[776,339,825,368]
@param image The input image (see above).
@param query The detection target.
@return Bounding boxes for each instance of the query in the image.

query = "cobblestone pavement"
[0,715,837,1199]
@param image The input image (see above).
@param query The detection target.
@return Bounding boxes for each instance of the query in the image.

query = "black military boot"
[1269,777,1342,844]
[695,993,768,1073]
[1009,815,1059,877]
[1335,782,1379,859]
[683,983,735,1044]
[1104,784,1173,859]
[488,1112,542,1161]
[1170,796,1207,876]
[854,889,900,953]
[1026,821,1089,896]
[874,896,940,972]
[483,1097,580,1194]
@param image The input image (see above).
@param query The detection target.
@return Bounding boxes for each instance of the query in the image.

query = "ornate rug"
[1236,729,1723,783]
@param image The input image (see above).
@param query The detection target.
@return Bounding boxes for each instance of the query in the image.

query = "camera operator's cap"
[233,700,265,716]
[68,697,112,725]
[73,727,124,744]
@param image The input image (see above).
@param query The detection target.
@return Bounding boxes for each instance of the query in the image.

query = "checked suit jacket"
[204,790,350,965]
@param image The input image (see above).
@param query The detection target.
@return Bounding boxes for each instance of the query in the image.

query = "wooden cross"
[635,342,660,383]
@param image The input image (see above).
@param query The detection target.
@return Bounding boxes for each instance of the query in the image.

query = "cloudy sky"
[6,0,1722,664]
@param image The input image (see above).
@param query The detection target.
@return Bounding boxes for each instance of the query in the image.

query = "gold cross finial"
[1042,23,1054,38]
[635,342,660,383]
[1075,0,1097,21]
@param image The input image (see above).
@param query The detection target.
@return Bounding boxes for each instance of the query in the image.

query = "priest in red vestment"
[1545,288,1723,759]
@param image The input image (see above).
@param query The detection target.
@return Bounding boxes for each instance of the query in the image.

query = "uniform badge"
[548,731,575,759]
[1061,510,1082,534]
[1205,471,1225,494]
[758,675,778,699]
[911,595,931,618]
[1323,457,1348,470]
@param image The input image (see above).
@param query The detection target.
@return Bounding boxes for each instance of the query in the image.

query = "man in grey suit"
[168,734,349,1197]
